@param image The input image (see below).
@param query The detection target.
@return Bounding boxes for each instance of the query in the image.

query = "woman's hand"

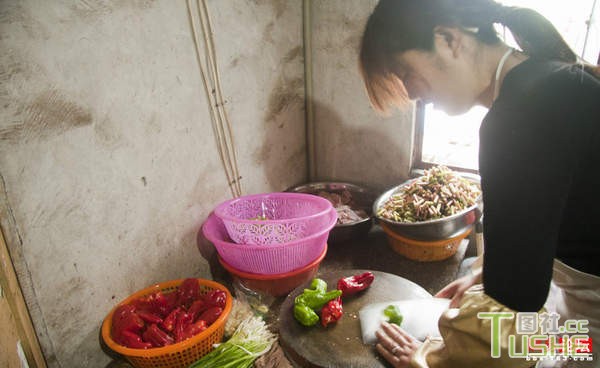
[434,270,481,308]
[375,322,422,367]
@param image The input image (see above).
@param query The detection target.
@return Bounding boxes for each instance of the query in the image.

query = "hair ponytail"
[491,4,599,78]
[493,6,577,63]
[447,0,578,63]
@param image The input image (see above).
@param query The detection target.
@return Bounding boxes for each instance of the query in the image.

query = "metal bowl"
[286,182,376,243]
[373,178,482,241]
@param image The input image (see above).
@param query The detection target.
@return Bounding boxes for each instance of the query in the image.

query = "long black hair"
[359,0,597,113]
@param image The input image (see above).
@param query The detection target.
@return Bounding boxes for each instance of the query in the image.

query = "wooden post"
[0,224,47,367]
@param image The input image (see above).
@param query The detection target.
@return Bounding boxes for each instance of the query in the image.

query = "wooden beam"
[0,225,47,367]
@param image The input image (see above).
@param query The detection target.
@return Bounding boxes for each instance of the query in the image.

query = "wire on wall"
[186,0,243,198]
[581,0,597,59]
[303,0,316,182]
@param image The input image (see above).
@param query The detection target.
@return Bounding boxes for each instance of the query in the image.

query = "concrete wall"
[310,0,414,191]
[0,0,415,366]
[0,1,305,367]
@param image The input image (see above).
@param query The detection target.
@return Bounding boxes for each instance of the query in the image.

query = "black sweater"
[479,58,600,312]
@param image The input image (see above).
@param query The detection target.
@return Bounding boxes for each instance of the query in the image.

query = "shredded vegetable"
[378,166,480,222]
[188,316,276,368]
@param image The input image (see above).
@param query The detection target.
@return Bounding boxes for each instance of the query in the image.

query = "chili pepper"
[294,288,342,310]
[133,291,178,317]
[112,305,144,343]
[142,324,174,347]
[187,299,207,321]
[119,330,152,349]
[294,303,319,327]
[383,305,403,326]
[175,311,194,343]
[197,306,223,326]
[203,289,227,308]
[320,297,343,327]
[114,304,137,320]
[131,293,154,314]
[163,290,179,312]
[305,278,327,294]
[178,278,200,308]
[137,311,163,325]
[337,271,375,297]
[160,307,181,332]
[181,320,208,341]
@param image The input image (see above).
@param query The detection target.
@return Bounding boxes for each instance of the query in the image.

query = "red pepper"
[133,291,178,317]
[119,330,152,349]
[337,271,375,297]
[198,306,223,326]
[178,278,201,308]
[131,293,157,314]
[160,307,181,332]
[112,304,138,327]
[174,311,194,343]
[142,324,175,347]
[203,290,226,308]
[112,305,145,344]
[137,311,163,325]
[163,290,179,312]
[320,297,343,327]
[187,300,207,321]
[181,320,208,341]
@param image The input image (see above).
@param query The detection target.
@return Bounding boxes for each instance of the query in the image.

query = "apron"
[538,259,600,368]
[470,256,600,367]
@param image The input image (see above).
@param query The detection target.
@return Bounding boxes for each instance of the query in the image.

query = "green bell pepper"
[384,305,403,326]
[294,303,319,326]
[305,278,327,294]
[293,278,343,326]
[295,289,342,310]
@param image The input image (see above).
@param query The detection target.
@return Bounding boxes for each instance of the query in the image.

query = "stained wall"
[310,0,414,190]
[0,1,416,366]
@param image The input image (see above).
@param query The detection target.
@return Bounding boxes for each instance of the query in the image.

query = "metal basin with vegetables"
[373,166,482,242]
[286,182,376,243]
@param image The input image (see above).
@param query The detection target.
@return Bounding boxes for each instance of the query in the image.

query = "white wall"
[0,1,305,366]
[310,0,414,191]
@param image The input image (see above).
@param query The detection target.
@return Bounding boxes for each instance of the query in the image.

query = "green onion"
[189,316,276,368]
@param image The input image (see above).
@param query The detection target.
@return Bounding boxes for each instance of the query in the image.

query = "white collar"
[493,48,514,101]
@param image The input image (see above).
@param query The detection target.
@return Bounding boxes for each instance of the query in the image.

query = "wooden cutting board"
[279,269,432,368]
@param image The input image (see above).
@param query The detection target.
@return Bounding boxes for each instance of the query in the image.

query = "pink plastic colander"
[213,192,334,245]
[202,209,336,274]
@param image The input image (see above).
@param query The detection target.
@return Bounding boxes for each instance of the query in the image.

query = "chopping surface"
[279,269,432,368]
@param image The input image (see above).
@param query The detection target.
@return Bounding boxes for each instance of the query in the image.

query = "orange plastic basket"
[101,279,232,368]
[381,224,472,262]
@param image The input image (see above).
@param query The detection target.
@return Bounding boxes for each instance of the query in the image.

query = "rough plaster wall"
[0,0,304,367]
[310,0,414,191]
[209,0,306,192]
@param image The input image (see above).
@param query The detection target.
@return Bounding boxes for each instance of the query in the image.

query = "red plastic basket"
[203,209,335,274]
[218,243,327,297]
[101,279,232,368]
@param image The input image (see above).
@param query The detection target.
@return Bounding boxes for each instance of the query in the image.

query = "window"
[414,0,599,173]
